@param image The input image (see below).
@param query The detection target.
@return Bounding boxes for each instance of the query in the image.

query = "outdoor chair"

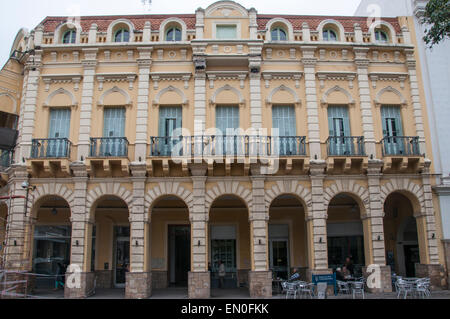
[396,279,414,299]
[282,281,298,299]
[352,281,365,299]
[415,278,431,299]
[337,280,351,295]
[297,282,315,299]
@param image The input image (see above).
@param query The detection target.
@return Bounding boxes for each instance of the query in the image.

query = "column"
[405,49,427,155]
[192,44,207,133]
[134,48,153,162]
[301,47,321,159]
[17,50,43,161]
[248,166,271,298]
[249,44,263,129]
[415,160,447,290]
[77,49,98,161]
[65,163,95,299]
[188,164,210,299]
[126,163,151,299]
[364,160,392,293]
[354,47,377,158]
[306,162,330,279]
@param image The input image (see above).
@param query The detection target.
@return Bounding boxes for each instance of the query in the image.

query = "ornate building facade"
[0,1,447,298]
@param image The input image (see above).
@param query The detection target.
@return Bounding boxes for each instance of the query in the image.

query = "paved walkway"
[28,287,450,299]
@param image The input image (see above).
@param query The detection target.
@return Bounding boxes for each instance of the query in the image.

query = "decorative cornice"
[316,71,356,90]
[150,72,192,90]
[262,71,303,88]
[369,72,408,89]
[96,73,137,91]
[206,71,248,89]
[41,74,83,92]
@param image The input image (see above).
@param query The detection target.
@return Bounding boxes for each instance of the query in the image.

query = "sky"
[0,0,362,64]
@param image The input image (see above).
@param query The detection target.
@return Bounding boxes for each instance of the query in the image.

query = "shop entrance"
[168,225,190,287]
[113,226,130,288]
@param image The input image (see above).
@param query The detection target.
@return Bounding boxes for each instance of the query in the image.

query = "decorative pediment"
[41,74,82,92]
[369,72,408,89]
[320,85,355,107]
[374,86,407,108]
[43,88,78,108]
[206,71,248,89]
[262,71,303,89]
[316,71,356,90]
[152,85,188,108]
[210,84,245,108]
[150,72,192,90]
[266,85,301,108]
[95,73,137,91]
[97,86,132,108]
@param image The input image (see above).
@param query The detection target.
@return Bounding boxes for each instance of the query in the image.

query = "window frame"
[323,28,338,42]
[271,27,287,41]
[62,30,76,44]
[165,27,182,41]
[114,28,130,43]
[215,24,238,40]
[375,29,389,43]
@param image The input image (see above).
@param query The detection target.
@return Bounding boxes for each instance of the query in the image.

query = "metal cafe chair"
[415,278,431,299]
[297,281,315,299]
[337,280,351,295]
[351,281,365,299]
[396,278,415,299]
[282,281,298,299]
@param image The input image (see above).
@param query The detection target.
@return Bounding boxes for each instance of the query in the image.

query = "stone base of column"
[188,272,210,299]
[444,240,450,290]
[95,270,113,289]
[415,264,447,290]
[125,272,152,299]
[152,271,168,289]
[362,265,392,293]
[0,272,34,299]
[248,271,272,299]
[64,272,95,299]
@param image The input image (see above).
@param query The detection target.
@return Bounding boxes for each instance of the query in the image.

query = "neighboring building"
[0,0,447,299]
[356,0,450,291]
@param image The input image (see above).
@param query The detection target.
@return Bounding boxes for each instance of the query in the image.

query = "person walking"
[54,262,66,290]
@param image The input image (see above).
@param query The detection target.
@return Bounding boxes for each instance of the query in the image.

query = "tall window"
[271,28,287,41]
[166,27,182,41]
[114,29,130,43]
[216,106,240,156]
[62,30,76,44]
[102,107,126,156]
[158,106,182,156]
[272,106,297,156]
[48,108,71,157]
[323,29,337,41]
[328,105,351,155]
[216,25,237,39]
[381,105,405,155]
[375,29,389,43]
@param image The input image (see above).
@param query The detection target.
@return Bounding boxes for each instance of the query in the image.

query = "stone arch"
[265,180,312,214]
[86,183,133,217]
[145,182,194,214]
[97,86,132,107]
[205,181,252,213]
[10,28,29,55]
[379,179,425,217]
[205,1,249,17]
[266,85,300,106]
[28,184,75,215]
[374,86,407,107]
[317,19,346,41]
[265,18,294,42]
[321,85,355,107]
[210,84,244,107]
[159,18,188,42]
[323,180,370,216]
[43,88,78,108]
[369,20,397,44]
[0,92,18,113]
[153,85,188,107]
[106,18,135,43]
[54,21,82,44]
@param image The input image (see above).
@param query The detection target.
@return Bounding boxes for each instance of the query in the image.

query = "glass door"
[103,108,126,156]
[382,105,404,155]
[159,107,182,156]
[48,108,71,157]
[269,240,289,280]
[272,105,297,156]
[211,239,237,288]
[328,106,351,155]
[114,226,130,288]
[216,106,240,156]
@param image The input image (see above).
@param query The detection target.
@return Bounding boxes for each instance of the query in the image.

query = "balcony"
[31,138,72,159]
[149,136,308,158]
[0,149,13,170]
[327,136,365,156]
[90,137,129,158]
[381,136,420,156]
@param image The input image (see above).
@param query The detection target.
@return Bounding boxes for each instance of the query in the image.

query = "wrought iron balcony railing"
[90,137,129,158]
[31,138,72,159]
[149,136,307,158]
[381,136,420,156]
[327,136,365,156]
[0,149,13,169]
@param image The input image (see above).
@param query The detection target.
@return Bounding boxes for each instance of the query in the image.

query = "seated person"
[336,267,344,281]
[289,268,300,282]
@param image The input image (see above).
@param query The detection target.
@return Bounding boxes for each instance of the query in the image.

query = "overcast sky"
[0,0,362,64]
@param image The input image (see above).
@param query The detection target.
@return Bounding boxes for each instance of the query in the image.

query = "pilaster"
[249,44,263,129]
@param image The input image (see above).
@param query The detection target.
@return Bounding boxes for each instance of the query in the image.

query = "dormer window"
[62,30,76,44]
[271,28,287,41]
[166,27,182,41]
[323,29,337,41]
[115,29,130,43]
[375,29,389,43]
